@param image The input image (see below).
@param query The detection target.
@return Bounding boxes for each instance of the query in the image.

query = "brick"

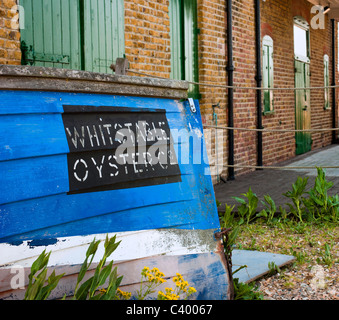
[0,0,21,65]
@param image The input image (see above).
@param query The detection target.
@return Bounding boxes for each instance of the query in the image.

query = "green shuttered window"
[169,0,200,99]
[20,0,125,74]
[262,35,274,114]
[324,54,330,110]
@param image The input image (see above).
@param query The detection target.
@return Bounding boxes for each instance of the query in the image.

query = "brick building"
[0,0,338,183]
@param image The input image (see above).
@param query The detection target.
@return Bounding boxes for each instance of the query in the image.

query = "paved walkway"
[214,145,339,212]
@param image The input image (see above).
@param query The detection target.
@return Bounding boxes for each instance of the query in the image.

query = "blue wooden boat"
[0,65,230,300]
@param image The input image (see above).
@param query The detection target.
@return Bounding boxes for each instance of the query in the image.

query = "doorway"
[294,17,311,155]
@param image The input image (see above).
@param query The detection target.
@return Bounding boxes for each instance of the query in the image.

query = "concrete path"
[214,145,339,213]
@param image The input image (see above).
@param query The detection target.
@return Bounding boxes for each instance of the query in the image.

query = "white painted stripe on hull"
[0,228,218,269]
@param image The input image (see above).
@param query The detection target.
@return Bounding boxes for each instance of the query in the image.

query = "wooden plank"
[0,93,183,116]
[0,175,204,242]
[69,0,81,70]
[170,0,182,80]
[0,251,229,300]
[51,0,62,69]
[0,114,69,161]
[61,0,70,70]
[0,154,69,205]
[116,0,125,59]
[32,0,44,67]
[42,0,53,68]
[98,0,106,74]
[105,0,113,73]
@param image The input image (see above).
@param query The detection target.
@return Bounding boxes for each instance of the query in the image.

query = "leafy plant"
[283,176,309,222]
[304,168,339,223]
[24,250,64,300]
[268,261,281,276]
[24,235,122,300]
[316,243,334,267]
[233,278,263,300]
[223,226,240,256]
[290,248,307,264]
[220,204,236,227]
[233,187,259,225]
[257,195,277,224]
[73,235,122,300]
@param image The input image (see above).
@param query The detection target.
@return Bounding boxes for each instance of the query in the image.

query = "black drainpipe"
[255,0,263,168]
[226,0,235,180]
[332,19,338,144]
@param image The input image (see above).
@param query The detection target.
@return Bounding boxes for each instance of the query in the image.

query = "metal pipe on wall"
[255,0,263,168]
[332,19,338,144]
[226,0,235,180]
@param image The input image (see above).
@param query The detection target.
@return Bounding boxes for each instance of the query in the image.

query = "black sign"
[62,105,181,194]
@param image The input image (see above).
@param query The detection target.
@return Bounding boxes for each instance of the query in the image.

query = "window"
[20,0,125,74]
[169,0,200,99]
[262,35,274,114]
[294,17,310,63]
[324,54,330,109]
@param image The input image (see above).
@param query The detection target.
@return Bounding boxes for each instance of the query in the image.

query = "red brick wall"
[308,9,333,149]
[260,0,334,167]
[231,0,257,176]
[261,0,296,165]
[124,0,171,79]
[0,0,21,65]
[197,0,228,181]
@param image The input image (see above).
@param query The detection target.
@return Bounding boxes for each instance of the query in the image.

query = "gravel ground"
[235,221,339,300]
[256,264,338,300]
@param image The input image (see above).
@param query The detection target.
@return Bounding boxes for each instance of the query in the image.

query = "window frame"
[169,0,200,99]
[294,17,311,63]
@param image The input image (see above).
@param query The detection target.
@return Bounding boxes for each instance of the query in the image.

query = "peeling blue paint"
[28,238,58,248]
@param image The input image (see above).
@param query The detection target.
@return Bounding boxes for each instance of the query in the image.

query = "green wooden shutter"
[170,0,183,81]
[262,36,274,114]
[20,0,125,74]
[324,54,330,109]
[183,0,199,98]
[83,0,125,74]
[20,0,81,70]
[170,0,199,98]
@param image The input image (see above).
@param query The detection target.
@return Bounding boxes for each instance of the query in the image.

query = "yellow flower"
[147,274,155,282]
[117,288,131,299]
[188,287,197,294]
[165,287,174,294]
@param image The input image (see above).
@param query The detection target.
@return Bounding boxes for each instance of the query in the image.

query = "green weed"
[233,187,259,225]
[283,176,309,222]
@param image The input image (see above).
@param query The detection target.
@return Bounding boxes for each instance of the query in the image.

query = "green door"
[295,60,311,155]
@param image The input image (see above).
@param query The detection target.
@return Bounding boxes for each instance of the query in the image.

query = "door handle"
[303,106,308,111]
